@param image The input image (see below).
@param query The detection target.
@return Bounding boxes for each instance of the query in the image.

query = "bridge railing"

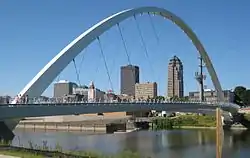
[14,98,209,104]
[0,96,241,109]
[0,97,239,109]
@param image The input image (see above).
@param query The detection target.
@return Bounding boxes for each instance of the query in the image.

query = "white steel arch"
[17,6,225,101]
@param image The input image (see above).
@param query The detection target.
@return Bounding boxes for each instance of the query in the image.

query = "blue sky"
[0,0,250,97]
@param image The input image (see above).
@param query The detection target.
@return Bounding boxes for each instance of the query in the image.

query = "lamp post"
[195,56,206,101]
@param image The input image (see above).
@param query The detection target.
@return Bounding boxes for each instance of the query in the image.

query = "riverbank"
[16,122,107,132]
[0,145,146,158]
[16,114,249,132]
[16,115,138,133]
[152,115,216,130]
[171,125,247,130]
[152,114,248,130]
[0,154,21,158]
[0,150,42,158]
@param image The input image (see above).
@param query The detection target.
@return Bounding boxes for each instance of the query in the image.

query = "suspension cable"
[117,23,136,82]
[148,13,160,44]
[73,58,81,86]
[109,59,116,76]
[92,56,101,85]
[78,48,87,76]
[117,23,132,65]
[56,74,60,82]
[148,12,162,95]
[134,15,150,59]
[97,37,114,92]
[133,15,156,79]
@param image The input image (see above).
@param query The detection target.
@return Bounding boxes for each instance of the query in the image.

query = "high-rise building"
[54,80,78,98]
[120,65,139,96]
[167,56,184,98]
[135,82,157,99]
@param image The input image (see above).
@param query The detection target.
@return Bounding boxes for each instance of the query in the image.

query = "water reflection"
[12,129,250,158]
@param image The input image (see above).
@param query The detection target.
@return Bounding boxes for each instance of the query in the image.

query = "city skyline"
[1,1,250,97]
[51,55,228,99]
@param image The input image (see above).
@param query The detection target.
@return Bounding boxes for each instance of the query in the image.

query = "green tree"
[180,96,189,101]
[234,86,246,99]
[170,96,189,101]
[243,90,250,105]
[170,96,179,101]
[155,96,165,101]
[233,86,250,106]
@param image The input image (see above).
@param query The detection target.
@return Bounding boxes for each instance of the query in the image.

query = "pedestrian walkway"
[0,155,19,158]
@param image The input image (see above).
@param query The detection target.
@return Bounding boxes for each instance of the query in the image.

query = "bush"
[153,118,173,130]
[153,115,216,130]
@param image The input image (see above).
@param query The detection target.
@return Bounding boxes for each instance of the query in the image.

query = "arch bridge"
[16,6,225,102]
[1,7,242,141]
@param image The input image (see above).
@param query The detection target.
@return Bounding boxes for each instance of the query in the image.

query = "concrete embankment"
[16,123,107,132]
[16,115,137,133]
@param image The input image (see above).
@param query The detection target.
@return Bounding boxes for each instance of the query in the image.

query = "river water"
[11,129,250,158]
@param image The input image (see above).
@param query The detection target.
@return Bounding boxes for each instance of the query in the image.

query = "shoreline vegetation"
[152,114,250,130]
[16,113,250,132]
[152,114,217,130]
[0,144,147,158]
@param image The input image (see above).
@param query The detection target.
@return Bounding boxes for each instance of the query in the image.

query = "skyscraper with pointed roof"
[167,56,184,98]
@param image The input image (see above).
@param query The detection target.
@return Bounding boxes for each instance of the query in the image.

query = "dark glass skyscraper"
[120,65,139,96]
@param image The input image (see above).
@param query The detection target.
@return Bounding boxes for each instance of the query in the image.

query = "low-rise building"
[53,80,106,102]
[0,96,11,104]
[188,89,234,102]
[104,90,118,102]
[88,81,105,102]
[73,85,89,101]
[73,85,89,95]
[135,82,157,99]
[54,80,78,98]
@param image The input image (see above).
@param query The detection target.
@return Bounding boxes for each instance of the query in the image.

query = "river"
[11,129,250,158]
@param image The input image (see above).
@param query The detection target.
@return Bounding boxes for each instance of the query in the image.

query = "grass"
[0,139,150,158]
[0,149,147,158]
[0,150,44,158]
[68,150,143,158]
[244,113,250,121]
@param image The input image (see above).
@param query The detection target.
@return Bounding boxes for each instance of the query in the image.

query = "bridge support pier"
[0,119,19,142]
[0,121,15,142]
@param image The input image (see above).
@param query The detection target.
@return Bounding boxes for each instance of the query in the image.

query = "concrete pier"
[0,119,19,141]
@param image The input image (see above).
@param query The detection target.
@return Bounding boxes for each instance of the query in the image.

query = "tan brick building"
[135,82,157,99]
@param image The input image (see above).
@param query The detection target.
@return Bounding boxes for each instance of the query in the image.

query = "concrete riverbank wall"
[16,123,107,132]
[15,115,139,133]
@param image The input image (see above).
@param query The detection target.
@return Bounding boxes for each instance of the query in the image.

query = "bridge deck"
[0,103,221,120]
